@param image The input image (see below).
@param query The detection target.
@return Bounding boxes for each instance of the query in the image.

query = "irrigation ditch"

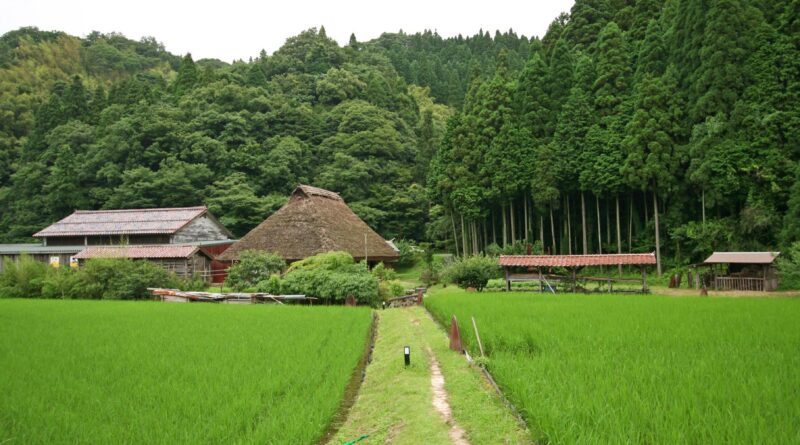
[319,311,379,445]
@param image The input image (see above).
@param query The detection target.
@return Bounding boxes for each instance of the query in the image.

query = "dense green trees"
[429,0,800,272]
[1,3,799,272]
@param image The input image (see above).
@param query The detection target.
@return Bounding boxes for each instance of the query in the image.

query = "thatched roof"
[218,185,399,262]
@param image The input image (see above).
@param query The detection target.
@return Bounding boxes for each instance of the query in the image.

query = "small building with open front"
[696,251,780,291]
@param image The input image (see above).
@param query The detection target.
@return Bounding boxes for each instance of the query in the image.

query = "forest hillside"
[0,0,798,271]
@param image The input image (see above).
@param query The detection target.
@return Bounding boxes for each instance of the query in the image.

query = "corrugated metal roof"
[33,207,208,238]
[703,252,779,264]
[499,253,657,267]
[73,245,205,260]
[0,244,84,254]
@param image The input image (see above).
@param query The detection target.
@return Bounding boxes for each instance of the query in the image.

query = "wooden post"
[572,267,577,293]
[641,266,648,293]
[505,267,510,292]
[449,315,463,352]
[539,267,543,293]
[471,317,485,357]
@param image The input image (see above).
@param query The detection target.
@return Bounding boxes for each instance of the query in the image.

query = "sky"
[2,0,575,62]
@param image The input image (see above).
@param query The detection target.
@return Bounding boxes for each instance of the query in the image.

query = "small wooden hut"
[219,185,399,264]
[499,253,657,293]
[699,252,780,291]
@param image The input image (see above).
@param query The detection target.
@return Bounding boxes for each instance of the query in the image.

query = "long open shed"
[499,253,657,293]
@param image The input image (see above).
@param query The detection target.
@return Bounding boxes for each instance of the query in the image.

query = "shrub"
[442,255,501,292]
[41,267,82,299]
[286,251,355,272]
[256,274,283,295]
[225,250,285,291]
[177,274,208,292]
[371,262,397,281]
[777,242,800,290]
[78,258,178,300]
[0,255,48,298]
[282,252,380,306]
[378,279,406,300]
[395,240,417,267]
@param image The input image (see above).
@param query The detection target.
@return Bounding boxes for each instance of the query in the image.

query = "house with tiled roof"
[0,207,234,281]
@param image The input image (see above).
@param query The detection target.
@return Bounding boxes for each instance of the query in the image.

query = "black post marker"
[404,346,410,366]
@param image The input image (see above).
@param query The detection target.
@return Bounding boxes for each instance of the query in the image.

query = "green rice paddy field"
[425,288,800,444]
[0,299,372,444]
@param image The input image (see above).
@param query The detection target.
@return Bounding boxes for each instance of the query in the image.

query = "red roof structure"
[74,245,209,260]
[499,253,657,268]
[33,207,215,237]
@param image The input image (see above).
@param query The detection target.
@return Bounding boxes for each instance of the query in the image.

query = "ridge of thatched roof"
[218,185,399,262]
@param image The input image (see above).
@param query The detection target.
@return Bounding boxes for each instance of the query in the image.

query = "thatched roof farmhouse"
[219,185,399,263]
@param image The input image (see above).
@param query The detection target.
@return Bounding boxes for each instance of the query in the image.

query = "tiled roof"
[33,207,208,238]
[73,245,206,260]
[703,252,779,264]
[499,253,657,267]
[0,244,85,254]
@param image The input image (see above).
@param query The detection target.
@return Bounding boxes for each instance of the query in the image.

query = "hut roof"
[218,185,399,262]
[33,206,232,238]
[703,252,779,264]
[499,253,657,268]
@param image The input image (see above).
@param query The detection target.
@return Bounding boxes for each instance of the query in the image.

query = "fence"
[714,276,765,292]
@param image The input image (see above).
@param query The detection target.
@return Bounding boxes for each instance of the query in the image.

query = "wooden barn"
[698,252,780,291]
[219,185,399,264]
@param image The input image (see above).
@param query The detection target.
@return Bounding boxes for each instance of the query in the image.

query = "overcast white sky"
[2,0,575,62]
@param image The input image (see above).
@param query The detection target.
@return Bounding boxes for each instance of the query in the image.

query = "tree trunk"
[502,203,508,248]
[566,194,573,255]
[702,188,706,225]
[644,191,649,226]
[628,193,633,251]
[510,199,516,244]
[483,219,488,253]
[451,211,460,257]
[596,194,602,254]
[581,192,588,255]
[472,221,479,255]
[653,189,662,276]
[461,214,468,258]
[539,215,545,253]
[549,206,557,254]
[492,210,497,245]
[606,199,611,246]
[524,196,529,242]
[616,194,622,277]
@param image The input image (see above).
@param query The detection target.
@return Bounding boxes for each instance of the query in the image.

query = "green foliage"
[0,255,48,298]
[441,255,501,291]
[394,240,417,268]
[255,274,283,295]
[77,258,177,300]
[777,242,800,290]
[378,279,406,300]
[282,251,380,305]
[370,262,397,281]
[225,250,285,291]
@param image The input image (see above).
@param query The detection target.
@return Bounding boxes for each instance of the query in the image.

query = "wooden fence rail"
[714,276,765,292]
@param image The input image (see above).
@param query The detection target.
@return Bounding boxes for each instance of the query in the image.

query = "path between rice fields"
[329,306,532,445]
